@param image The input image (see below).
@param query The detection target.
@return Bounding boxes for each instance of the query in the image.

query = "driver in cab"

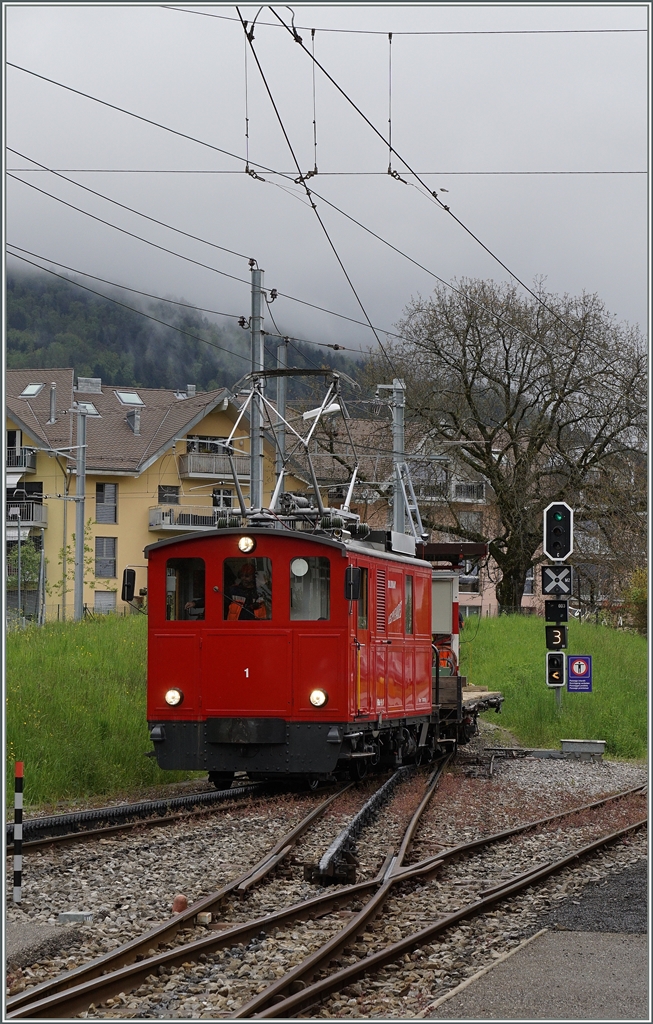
[226,561,270,620]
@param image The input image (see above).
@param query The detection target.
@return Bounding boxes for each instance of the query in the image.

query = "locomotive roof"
[143,528,432,568]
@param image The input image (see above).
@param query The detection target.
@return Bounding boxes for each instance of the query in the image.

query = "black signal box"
[546,651,565,688]
[545,599,569,622]
[546,625,568,650]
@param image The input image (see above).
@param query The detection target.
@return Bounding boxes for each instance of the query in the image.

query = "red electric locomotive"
[136,369,502,785]
[143,526,443,786]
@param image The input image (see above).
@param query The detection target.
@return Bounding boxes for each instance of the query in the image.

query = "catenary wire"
[8,172,253,290]
[162,9,646,36]
[8,147,252,262]
[8,168,405,339]
[9,63,588,351]
[6,249,257,364]
[270,7,602,343]
[236,6,397,374]
[6,244,243,319]
[8,168,646,175]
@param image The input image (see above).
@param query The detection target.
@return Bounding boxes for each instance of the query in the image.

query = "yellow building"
[6,368,303,619]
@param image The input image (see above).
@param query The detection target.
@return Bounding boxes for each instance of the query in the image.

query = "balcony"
[149,504,240,532]
[6,447,37,473]
[178,453,250,479]
[6,501,48,528]
[454,482,486,502]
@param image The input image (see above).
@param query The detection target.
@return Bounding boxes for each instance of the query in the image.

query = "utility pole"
[276,338,288,487]
[250,264,265,509]
[74,407,87,621]
[377,378,406,533]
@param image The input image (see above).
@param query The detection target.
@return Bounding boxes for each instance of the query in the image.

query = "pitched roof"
[5,369,231,475]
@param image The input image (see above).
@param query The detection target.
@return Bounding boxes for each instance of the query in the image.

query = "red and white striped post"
[13,761,24,903]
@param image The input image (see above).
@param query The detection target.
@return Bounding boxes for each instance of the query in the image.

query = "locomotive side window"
[357,567,369,629]
[290,557,330,620]
[223,558,272,620]
[405,575,414,634]
[166,558,205,620]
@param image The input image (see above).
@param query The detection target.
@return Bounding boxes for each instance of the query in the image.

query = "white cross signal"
[541,566,572,594]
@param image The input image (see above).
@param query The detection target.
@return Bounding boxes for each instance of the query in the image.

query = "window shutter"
[96,484,117,523]
[376,569,386,632]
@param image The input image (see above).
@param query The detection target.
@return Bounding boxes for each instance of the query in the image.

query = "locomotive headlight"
[165,688,183,706]
[309,689,328,707]
[238,536,256,553]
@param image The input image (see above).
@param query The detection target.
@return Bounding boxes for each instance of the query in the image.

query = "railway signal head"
[546,651,566,688]
[543,502,573,561]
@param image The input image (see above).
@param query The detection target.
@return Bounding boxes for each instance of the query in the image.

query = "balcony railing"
[178,453,250,479]
[149,504,241,531]
[6,447,37,472]
[6,501,48,527]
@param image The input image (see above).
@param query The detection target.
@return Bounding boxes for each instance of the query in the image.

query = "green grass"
[460,615,648,759]
[6,616,200,808]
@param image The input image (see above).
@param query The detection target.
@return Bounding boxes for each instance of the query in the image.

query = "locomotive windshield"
[290,556,330,620]
[223,557,272,620]
[166,558,205,620]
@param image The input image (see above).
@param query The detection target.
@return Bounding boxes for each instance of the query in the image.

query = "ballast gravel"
[5,752,646,1020]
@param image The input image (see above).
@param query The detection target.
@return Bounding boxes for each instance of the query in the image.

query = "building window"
[290,557,330,621]
[455,482,485,501]
[114,390,144,406]
[166,558,205,620]
[95,537,117,578]
[158,485,180,505]
[212,488,233,509]
[7,429,21,451]
[186,435,228,454]
[96,483,117,524]
[95,592,116,615]
[459,511,483,535]
[523,568,534,596]
[76,401,100,416]
[20,383,45,397]
[223,558,272,621]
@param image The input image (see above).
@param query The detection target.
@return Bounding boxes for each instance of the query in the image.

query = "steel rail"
[5,783,262,842]
[253,815,647,1018]
[8,782,645,1019]
[5,800,257,854]
[6,784,352,1016]
[232,758,452,1018]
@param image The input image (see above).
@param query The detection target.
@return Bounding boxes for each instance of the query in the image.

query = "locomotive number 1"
[244,668,249,678]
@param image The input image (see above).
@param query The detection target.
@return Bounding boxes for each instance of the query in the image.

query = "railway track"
[6,766,645,1019]
[5,782,263,852]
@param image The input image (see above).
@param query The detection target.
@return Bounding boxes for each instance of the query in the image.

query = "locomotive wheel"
[208,771,235,790]
[349,758,368,781]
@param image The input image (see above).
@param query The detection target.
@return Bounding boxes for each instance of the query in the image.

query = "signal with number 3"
[546,625,568,649]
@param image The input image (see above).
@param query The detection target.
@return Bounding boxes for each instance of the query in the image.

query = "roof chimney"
[76,377,102,394]
[126,409,141,435]
[187,384,196,397]
[47,382,57,424]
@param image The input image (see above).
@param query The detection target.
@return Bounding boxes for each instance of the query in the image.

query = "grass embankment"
[6,616,200,808]
[460,615,647,759]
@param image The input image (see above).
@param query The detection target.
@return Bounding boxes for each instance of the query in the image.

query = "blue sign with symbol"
[567,655,592,692]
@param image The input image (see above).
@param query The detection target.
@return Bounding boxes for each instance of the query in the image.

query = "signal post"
[542,502,573,709]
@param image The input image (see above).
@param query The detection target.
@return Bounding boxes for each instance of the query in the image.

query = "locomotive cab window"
[290,557,330,620]
[166,558,205,620]
[405,575,414,634]
[357,567,368,629]
[223,558,272,621]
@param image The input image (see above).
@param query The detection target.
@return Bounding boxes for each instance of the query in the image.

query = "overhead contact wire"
[269,7,593,341]
[236,6,397,374]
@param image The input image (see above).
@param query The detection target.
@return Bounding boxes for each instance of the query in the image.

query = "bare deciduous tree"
[370,279,646,612]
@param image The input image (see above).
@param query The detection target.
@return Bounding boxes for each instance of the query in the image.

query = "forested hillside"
[6,269,361,396]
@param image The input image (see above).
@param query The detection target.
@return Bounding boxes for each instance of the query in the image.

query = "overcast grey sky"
[4,3,649,361]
